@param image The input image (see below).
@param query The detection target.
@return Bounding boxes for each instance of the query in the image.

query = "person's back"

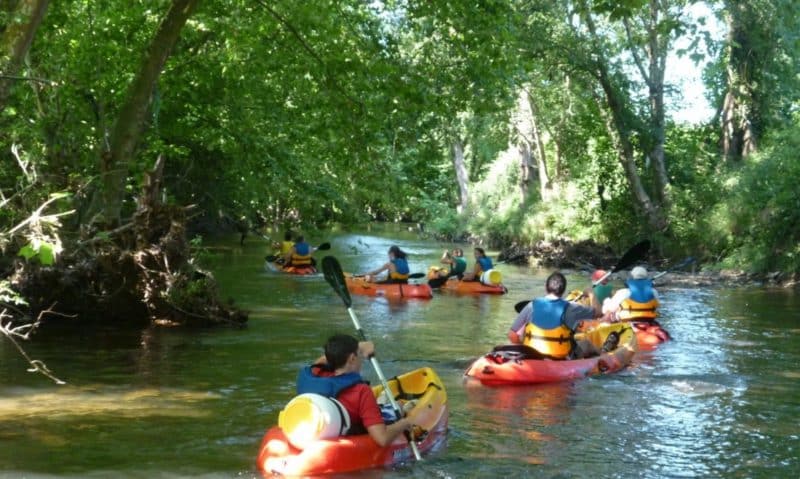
[603,266,659,321]
[288,236,313,266]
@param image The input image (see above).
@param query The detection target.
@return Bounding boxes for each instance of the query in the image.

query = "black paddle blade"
[408,272,425,279]
[321,256,352,308]
[264,255,278,262]
[514,300,530,313]
[316,242,331,251]
[611,240,651,273]
[428,276,449,289]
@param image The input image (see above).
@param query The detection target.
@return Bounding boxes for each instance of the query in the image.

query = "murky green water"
[2,226,799,478]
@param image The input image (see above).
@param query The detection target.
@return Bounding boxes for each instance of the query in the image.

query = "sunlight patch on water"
[0,387,219,420]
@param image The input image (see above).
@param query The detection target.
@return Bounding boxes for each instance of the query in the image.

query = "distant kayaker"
[508,272,612,358]
[272,231,294,264]
[362,245,410,284]
[435,248,467,279]
[602,266,660,321]
[296,334,416,447]
[461,247,493,282]
[581,269,614,314]
[284,235,316,267]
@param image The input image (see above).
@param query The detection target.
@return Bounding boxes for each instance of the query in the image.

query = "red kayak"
[579,319,670,351]
[257,367,448,476]
[345,274,433,299]
[264,261,317,275]
[429,276,507,295]
[464,323,637,385]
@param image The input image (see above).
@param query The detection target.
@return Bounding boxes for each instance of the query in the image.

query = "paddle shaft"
[345,306,422,460]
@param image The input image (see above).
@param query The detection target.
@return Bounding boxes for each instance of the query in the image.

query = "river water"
[1,226,798,478]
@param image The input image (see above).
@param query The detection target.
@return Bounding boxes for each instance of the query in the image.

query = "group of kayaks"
[257,243,676,476]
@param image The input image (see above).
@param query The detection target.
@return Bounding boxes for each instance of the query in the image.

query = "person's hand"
[358,341,375,358]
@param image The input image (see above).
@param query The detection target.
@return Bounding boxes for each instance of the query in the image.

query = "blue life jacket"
[531,297,569,329]
[626,278,655,303]
[294,242,311,256]
[392,257,410,275]
[477,257,493,272]
[296,365,363,397]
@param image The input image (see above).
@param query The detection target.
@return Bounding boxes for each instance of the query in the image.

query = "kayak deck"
[345,274,433,299]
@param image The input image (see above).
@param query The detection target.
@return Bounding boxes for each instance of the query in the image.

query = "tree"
[0,0,49,113]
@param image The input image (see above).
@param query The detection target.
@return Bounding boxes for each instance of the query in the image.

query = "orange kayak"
[257,367,448,476]
[579,319,670,351]
[464,323,637,385]
[435,277,507,295]
[264,261,317,275]
[345,275,433,299]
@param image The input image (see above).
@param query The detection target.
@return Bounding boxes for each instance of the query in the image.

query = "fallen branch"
[0,305,69,385]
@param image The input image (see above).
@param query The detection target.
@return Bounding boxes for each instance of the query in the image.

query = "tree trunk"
[0,0,49,113]
[452,139,469,213]
[518,141,532,200]
[95,0,199,225]
[720,2,758,161]
[527,91,552,200]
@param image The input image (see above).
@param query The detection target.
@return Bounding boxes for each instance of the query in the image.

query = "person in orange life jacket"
[461,247,493,282]
[507,272,603,359]
[602,266,660,321]
[283,235,316,267]
[296,334,415,447]
[362,245,410,284]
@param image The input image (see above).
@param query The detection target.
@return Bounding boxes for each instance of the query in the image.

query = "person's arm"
[563,304,598,332]
[366,417,413,447]
[364,262,390,277]
[507,303,531,343]
[283,246,295,263]
[602,289,628,315]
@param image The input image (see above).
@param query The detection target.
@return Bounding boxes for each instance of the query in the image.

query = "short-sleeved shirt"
[316,369,384,435]
[509,296,595,338]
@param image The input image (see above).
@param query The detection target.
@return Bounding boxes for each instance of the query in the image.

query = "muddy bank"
[498,239,800,289]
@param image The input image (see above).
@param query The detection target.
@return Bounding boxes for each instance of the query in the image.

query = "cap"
[591,269,608,283]
[631,266,648,279]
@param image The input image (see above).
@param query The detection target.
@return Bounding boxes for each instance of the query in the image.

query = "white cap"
[631,266,648,279]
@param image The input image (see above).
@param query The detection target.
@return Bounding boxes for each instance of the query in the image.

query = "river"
[1,226,798,478]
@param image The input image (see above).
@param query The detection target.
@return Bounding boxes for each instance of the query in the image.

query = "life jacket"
[291,241,313,265]
[296,364,364,397]
[451,257,467,276]
[280,240,294,255]
[593,283,614,305]
[523,298,573,359]
[618,278,659,321]
[476,257,493,274]
[389,257,410,280]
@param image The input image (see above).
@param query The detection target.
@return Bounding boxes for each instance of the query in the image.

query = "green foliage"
[716,121,800,273]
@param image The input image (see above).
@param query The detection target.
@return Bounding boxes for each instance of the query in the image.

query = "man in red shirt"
[298,334,413,447]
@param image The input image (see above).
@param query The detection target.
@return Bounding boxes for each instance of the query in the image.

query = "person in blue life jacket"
[283,235,317,267]
[461,247,493,282]
[602,266,660,322]
[362,245,411,284]
[297,334,415,446]
[507,272,613,359]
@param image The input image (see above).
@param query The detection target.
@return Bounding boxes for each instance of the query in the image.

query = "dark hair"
[453,248,463,256]
[388,245,407,259]
[474,247,486,257]
[284,231,293,241]
[545,272,567,296]
[296,235,305,242]
[324,334,359,369]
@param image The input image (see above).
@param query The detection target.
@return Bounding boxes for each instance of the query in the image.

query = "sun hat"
[591,269,608,283]
[631,266,648,279]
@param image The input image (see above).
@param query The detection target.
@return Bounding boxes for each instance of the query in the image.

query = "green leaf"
[18,244,37,260]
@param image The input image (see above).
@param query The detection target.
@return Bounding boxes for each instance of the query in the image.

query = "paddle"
[513,240,651,313]
[653,256,696,281]
[352,272,425,280]
[321,256,423,461]
[265,242,331,262]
